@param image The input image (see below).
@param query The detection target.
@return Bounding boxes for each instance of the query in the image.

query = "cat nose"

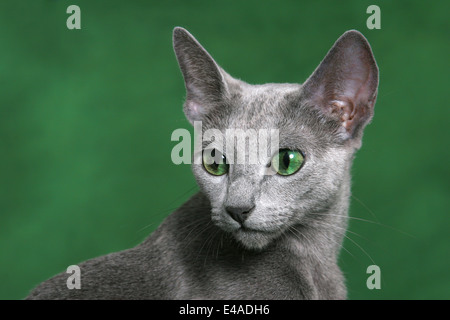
[225,205,255,224]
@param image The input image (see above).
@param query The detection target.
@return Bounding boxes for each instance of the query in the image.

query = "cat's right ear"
[173,27,228,124]
[302,30,379,143]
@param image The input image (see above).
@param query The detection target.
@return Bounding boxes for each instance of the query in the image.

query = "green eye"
[271,149,304,176]
[202,149,229,176]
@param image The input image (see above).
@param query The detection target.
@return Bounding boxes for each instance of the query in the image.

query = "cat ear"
[173,27,229,124]
[302,30,379,141]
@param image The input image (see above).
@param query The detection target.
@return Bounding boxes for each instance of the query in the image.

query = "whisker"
[136,185,201,233]
[182,221,213,250]
[203,228,221,266]
[303,218,369,242]
[309,213,416,239]
[137,206,213,234]
[165,185,199,209]
[215,233,224,260]
[288,224,364,266]
[351,194,380,223]
[287,226,322,262]
[343,233,376,265]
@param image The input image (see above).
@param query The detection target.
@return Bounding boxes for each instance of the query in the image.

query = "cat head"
[173,27,378,250]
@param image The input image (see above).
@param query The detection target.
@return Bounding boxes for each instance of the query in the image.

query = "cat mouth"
[212,213,278,237]
[231,225,280,250]
[238,225,274,234]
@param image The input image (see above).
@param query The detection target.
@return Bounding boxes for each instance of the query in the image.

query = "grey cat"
[27,27,378,300]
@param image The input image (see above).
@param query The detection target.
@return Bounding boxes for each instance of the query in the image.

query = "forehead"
[227,83,302,130]
[202,83,312,151]
[200,82,342,154]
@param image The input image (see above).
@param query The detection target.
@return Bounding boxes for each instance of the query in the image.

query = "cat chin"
[211,214,280,250]
[232,228,278,251]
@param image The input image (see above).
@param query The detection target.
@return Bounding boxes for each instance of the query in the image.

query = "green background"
[0,0,448,300]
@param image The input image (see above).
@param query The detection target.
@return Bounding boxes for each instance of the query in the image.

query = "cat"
[27,27,378,300]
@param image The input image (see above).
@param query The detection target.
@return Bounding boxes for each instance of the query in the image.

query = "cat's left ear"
[302,30,379,142]
[173,27,229,124]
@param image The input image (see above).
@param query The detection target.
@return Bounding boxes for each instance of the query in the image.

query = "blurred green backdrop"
[0,0,448,300]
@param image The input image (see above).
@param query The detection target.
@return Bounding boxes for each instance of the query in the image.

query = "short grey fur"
[27,27,378,300]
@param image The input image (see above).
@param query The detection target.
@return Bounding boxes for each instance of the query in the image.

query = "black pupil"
[210,149,222,169]
[282,151,290,168]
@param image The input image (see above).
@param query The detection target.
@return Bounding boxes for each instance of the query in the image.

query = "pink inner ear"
[329,63,374,131]
[329,95,373,135]
[330,100,356,131]
[303,31,378,138]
